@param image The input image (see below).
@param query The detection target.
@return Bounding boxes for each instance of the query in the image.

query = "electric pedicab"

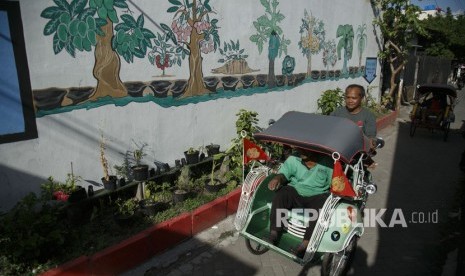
[409,83,457,141]
[234,111,384,275]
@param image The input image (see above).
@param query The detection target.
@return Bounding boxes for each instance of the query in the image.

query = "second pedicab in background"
[409,83,457,141]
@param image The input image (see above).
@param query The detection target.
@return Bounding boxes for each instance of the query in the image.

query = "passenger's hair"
[345,84,365,98]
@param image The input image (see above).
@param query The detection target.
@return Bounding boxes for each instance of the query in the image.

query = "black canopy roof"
[417,84,457,98]
[254,111,371,163]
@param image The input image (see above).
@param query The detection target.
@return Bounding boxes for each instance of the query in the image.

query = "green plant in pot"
[131,142,149,181]
[184,147,200,164]
[100,132,117,190]
[205,152,227,193]
[114,150,132,186]
[114,197,139,226]
[140,182,171,215]
[173,166,192,203]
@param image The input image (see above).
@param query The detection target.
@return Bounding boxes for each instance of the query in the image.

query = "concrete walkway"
[124,91,465,276]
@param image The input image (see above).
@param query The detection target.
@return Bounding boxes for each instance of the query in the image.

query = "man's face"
[345,88,363,113]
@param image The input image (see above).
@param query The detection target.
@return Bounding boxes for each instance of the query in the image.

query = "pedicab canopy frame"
[254,111,371,163]
[416,83,457,99]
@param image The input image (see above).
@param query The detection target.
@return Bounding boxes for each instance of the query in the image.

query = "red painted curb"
[146,212,192,255]
[226,187,242,216]
[40,256,90,276]
[376,110,398,131]
[90,231,153,275]
[192,196,228,235]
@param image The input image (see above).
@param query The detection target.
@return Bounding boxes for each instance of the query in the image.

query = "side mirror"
[268,119,276,126]
[376,137,385,149]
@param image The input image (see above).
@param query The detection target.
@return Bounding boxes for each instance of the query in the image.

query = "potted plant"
[205,143,220,157]
[131,143,149,181]
[173,166,191,203]
[114,151,131,187]
[205,153,226,193]
[100,132,117,190]
[114,198,139,226]
[184,147,200,165]
[140,182,171,216]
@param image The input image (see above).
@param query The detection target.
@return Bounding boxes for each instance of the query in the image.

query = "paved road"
[125,90,465,276]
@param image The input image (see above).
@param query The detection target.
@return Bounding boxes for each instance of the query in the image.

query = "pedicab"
[409,84,457,141]
[234,111,384,275]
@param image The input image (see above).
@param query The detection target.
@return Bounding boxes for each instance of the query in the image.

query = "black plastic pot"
[204,179,225,193]
[132,165,149,181]
[184,150,200,165]
[206,144,220,157]
[68,186,87,203]
[102,175,117,191]
[173,189,189,204]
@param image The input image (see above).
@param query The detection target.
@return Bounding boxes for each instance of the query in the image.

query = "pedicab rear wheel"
[443,122,450,141]
[245,238,269,255]
[321,235,358,276]
[409,120,417,137]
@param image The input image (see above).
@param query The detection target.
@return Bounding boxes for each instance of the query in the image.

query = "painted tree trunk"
[268,58,276,88]
[342,49,348,75]
[307,54,312,77]
[183,31,207,98]
[91,19,126,101]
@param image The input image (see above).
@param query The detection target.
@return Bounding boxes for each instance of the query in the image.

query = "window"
[0,1,37,144]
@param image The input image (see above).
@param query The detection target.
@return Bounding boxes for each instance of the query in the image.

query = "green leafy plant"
[317,88,344,115]
[153,182,173,203]
[131,142,148,166]
[225,109,260,181]
[0,193,72,273]
[186,147,198,154]
[175,166,192,191]
[115,197,138,216]
[209,152,226,186]
[113,152,131,180]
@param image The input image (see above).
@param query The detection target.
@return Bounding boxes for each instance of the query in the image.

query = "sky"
[411,0,465,14]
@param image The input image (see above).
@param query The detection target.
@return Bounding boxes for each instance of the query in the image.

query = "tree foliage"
[418,8,465,61]
[372,0,426,96]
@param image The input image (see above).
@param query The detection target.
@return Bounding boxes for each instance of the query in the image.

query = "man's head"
[344,84,365,114]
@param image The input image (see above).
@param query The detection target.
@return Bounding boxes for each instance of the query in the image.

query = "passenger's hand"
[268,176,281,191]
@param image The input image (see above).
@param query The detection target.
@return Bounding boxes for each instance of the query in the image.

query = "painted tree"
[40,0,156,100]
[167,0,220,97]
[322,40,337,70]
[356,23,367,67]
[148,24,185,76]
[250,0,290,88]
[372,0,425,97]
[336,24,354,75]
[298,10,326,76]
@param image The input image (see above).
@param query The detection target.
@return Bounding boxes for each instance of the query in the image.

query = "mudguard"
[317,201,364,253]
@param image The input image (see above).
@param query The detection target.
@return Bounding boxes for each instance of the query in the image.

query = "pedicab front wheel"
[245,238,269,255]
[409,119,417,137]
[321,235,358,276]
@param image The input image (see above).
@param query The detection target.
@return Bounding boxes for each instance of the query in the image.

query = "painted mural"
[34,0,368,116]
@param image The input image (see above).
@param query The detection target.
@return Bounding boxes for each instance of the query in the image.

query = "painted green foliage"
[112,13,156,63]
[281,55,295,76]
[356,24,367,67]
[218,40,248,64]
[322,40,337,69]
[148,24,185,76]
[336,24,354,75]
[250,0,290,88]
[41,0,155,63]
[298,9,325,75]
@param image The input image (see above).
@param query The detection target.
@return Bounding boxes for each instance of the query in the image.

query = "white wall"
[0,0,383,211]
